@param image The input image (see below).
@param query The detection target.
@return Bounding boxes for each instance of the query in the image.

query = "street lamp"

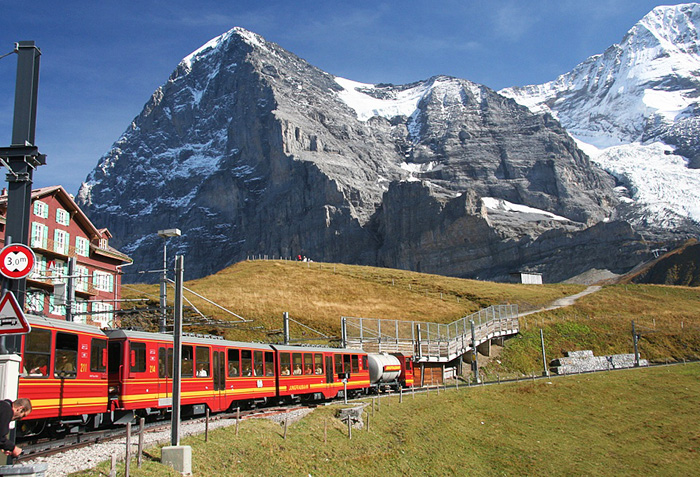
[157,228,181,333]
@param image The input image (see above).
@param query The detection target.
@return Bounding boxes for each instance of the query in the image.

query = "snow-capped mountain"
[501,3,700,232]
[78,27,653,283]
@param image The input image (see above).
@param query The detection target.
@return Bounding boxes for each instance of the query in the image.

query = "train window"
[130,342,147,373]
[343,354,351,375]
[405,357,412,371]
[181,346,193,377]
[54,332,78,378]
[351,355,359,373]
[314,354,323,374]
[90,339,107,372]
[196,346,210,377]
[23,328,50,378]
[303,353,313,375]
[228,349,240,377]
[362,356,368,370]
[241,350,252,376]
[292,353,302,375]
[334,354,342,374]
[158,348,167,378]
[166,348,173,378]
[280,353,291,376]
[265,352,274,376]
[253,350,263,376]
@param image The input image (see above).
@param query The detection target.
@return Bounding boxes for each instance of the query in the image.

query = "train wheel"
[17,420,45,438]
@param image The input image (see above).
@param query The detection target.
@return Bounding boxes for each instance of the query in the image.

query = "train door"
[108,340,124,408]
[157,346,171,406]
[213,350,225,409]
[325,355,334,384]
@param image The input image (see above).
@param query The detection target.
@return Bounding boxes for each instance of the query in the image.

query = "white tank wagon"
[367,353,402,390]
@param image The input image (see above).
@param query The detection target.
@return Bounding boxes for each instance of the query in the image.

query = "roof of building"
[0,185,132,264]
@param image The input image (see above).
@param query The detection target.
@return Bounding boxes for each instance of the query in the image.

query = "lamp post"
[157,229,181,333]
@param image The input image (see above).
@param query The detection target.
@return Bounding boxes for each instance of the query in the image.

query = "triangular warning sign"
[0,292,31,335]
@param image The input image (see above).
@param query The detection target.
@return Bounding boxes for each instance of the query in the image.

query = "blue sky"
[0,1,689,195]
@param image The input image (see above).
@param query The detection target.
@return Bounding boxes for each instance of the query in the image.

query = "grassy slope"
[123,259,585,342]
[123,260,700,374]
[79,363,700,476]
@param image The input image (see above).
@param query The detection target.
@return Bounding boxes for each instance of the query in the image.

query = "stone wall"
[549,350,648,374]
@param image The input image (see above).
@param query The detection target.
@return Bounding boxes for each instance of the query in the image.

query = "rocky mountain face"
[78,28,655,283]
[501,3,700,236]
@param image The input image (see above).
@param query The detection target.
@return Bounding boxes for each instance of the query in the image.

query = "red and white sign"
[0,243,36,279]
[0,291,31,335]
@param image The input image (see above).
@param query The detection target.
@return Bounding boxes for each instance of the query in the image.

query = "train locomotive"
[15,315,414,436]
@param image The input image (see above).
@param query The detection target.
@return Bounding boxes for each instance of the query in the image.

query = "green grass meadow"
[76,363,700,476]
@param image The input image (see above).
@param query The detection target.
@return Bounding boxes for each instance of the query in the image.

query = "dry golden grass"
[122,259,583,342]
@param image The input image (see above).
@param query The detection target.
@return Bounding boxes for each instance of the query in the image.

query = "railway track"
[16,404,313,461]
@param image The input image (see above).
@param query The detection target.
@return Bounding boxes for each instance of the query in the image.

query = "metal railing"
[343,304,520,362]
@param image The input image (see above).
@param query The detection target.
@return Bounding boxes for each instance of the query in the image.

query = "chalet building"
[0,186,132,327]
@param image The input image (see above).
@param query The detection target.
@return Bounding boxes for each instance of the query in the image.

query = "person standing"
[0,398,32,457]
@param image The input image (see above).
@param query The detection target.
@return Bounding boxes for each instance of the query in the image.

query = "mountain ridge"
[77,23,671,283]
[501,3,700,233]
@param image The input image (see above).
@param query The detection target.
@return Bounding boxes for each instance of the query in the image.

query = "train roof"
[271,344,367,354]
[103,328,274,350]
[27,314,109,336]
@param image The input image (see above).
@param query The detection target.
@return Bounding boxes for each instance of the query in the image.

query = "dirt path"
[519,285,601,317]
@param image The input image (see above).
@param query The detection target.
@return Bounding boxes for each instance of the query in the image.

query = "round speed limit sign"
[0,244,36,279]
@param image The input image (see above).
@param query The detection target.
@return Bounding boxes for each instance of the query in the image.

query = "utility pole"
[470,319,480,384]
[283,312,290,345]
[540,328,549,377]
[157,229,180,333]
[632,320,640,367]
[0,41,45,356]
[0,41,44,469]
[162,254,191,475]
[171,255,184,447]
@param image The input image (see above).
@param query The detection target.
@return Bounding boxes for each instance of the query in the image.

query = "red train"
[16,315,414,436]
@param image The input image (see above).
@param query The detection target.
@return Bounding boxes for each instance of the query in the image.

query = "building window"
[30,222,48,249]
[56,208,70,226]
[91,302,113,326]
[26,291,45,314]
[73,299,88,323]
[75,265,89,292]
[51,259,67,284]
[33,200,49,219]
[75,236,90,257]
[93,271,114,292]
[49,294,65,317]
[29,255,46,281]
[53,229,70,255]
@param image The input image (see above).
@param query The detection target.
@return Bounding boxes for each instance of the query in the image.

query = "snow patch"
[335,77,430,121]
[482,197,570,222]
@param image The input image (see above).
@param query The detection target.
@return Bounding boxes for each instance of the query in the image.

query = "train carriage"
[272,345,370,401]
[394,353,415,388]
[18,316,110,434]
[104,329,277,419]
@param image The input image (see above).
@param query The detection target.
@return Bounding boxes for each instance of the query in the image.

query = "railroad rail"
[17,405,311,461]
